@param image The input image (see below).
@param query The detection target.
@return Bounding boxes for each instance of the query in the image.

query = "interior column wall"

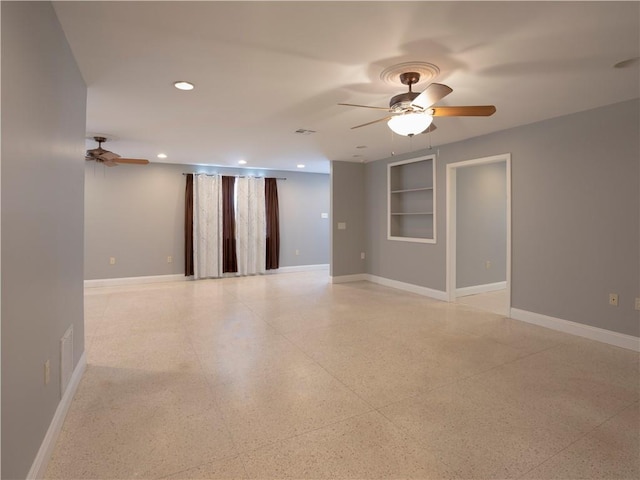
[330,161,366,278]
[1,2,87,477]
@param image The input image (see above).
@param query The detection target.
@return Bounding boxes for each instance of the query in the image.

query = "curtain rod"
[182,173,286,180]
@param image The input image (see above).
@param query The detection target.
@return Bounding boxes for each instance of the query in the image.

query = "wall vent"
[60,325,74,398]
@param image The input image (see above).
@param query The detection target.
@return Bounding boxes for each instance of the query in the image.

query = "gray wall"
[456,162,507,288]
[360,99,639,337]
[85,162,329,279]
[365,153,445,287]
[1,2,87,478]
[330,161,366,277]
[276,170,330,267]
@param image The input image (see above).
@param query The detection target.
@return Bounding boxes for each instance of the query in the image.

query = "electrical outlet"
[167,256,173,263]
[295,249,300,256]
[44,360,50,385]
[109,257,116,265]
[609,293,619,307]
[635,298,640,311]
[485,260,491,270]
[361,252,365,260]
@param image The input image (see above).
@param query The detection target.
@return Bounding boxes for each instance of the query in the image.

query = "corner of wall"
[330,161,367,277]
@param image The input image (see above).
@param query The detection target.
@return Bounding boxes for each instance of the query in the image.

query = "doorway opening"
[446,153,511,316]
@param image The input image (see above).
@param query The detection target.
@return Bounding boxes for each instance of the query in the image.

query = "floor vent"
[60,325,74,398]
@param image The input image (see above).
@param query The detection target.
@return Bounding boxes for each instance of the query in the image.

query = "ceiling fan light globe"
[387,113,433,136]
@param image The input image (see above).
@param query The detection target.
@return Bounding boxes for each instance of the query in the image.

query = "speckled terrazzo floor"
[45,270,639,479]
[456,289,508,316]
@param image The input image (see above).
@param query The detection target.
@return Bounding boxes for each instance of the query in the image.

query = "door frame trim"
[445,153,512,314]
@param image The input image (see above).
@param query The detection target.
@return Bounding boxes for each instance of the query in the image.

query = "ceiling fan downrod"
[93,136,107,148]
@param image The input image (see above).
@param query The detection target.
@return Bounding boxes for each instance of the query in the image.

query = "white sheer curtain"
[236,177,266,275]
[193,175,222,279]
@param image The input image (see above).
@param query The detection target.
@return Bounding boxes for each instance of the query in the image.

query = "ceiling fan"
[85,136,150,167]
[339,72,496,136]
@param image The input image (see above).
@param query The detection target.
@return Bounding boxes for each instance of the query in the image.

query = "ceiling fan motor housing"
[389,72,423,111]
[86,136,120,160]
[86,147,106,157]
[98,151,120,161]
[389,91,421,111]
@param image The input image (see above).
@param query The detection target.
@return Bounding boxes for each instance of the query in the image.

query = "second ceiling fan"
[85,136,150,167]
[339,72,496,136]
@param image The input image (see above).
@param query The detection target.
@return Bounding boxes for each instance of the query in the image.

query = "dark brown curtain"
[184,174,194,276]
[222,176,238,273]
[265,178,280,270]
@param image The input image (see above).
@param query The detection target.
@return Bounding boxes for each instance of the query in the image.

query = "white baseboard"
[367,274,448,301]
[331,273,368,283]
[456,281,507,297]
[86,265,330,287]
[269,264,329,274]
[27,352,87,479]
[84,274,189,288]
[511,308,640,352]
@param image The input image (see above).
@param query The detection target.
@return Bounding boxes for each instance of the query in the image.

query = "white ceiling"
[53,1,639,174]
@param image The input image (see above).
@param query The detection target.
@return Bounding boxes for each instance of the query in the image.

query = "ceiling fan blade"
[351,116,393,129]
[103,159,118,167]
[338,103,390,111]
[115,158,150,165]
[411,83,453,110]
[430,105,497,117]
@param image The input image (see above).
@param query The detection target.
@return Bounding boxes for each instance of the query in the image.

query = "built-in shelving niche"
[387,154,436,243]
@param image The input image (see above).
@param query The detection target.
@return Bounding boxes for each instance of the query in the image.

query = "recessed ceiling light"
[157,153,167,159]
[238,160,247,165]
[297,164,305,169]
[173,81,194,91]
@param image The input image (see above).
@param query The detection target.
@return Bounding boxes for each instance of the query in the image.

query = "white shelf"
[388,236,436,244]
[390,212,433,216]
